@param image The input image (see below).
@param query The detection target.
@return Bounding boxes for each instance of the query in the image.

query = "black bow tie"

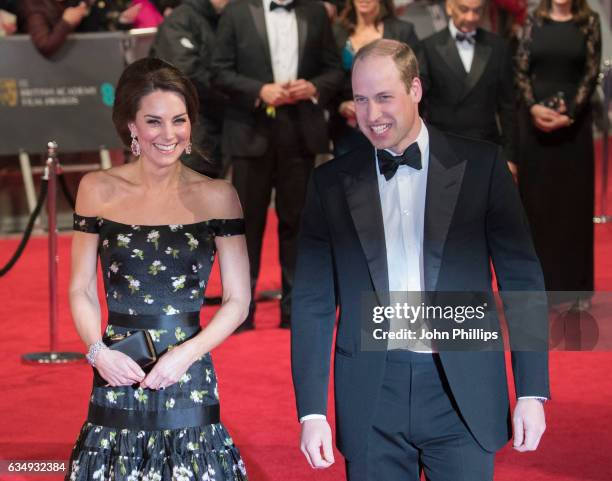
[455,31,476,45]
[270,1,294,11]
[377,143,422,181]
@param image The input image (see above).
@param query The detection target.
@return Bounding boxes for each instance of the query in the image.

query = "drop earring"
[130,132,140,157]
[185,141,192,155]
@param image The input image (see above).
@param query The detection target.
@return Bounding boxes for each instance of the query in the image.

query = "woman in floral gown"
[67,57,250,480]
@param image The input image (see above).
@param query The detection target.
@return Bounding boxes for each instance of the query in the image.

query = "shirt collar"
[448,19,476,40]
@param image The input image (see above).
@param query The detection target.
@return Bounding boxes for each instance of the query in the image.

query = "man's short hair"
[352,39,419,93]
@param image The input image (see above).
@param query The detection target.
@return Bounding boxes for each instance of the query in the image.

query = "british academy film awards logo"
[0,79,18,107]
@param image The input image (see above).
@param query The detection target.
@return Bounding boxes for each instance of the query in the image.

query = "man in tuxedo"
[418,0,516,171]
[291,39,548,480]
[150,0,229,178]
[211,0,342,330]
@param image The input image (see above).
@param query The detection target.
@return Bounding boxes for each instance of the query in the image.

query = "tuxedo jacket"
[211,0,343,157]
[291,126,549,460]
[419,28,516,161]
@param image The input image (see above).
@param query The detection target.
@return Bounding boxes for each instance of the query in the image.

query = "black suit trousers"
[231,106,315,319]
[346,351,495,481]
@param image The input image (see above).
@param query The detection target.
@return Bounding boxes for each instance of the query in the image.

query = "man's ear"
[445,0,453,18]
[411,77,423,103]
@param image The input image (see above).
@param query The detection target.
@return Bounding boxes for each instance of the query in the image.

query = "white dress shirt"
[448,19,476,73]
[262,0,298,84]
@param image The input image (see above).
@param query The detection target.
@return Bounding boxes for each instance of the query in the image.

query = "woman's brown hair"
[339,0,396,35]
[112,57,199,147]
[534,0,594,24]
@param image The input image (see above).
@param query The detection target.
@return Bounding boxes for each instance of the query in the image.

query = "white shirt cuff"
[518,396,548,403]
[300,414,326,423]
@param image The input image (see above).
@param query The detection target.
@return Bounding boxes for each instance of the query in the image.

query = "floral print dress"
[67,215,248,481]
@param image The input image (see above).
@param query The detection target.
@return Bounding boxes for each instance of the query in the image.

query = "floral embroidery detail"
[163,305,180,315]
[124,275,140,294]
[179,373,191,385]
[148,260,167,275]
[134,387,148,403]
[169,224,183,232]
[185,232,199,250]
[116,233,132,248]
[109,261,121,274]
[102,239,110,249]
[142,468,162,481]
[165,246,179,258]
[131,249,144,260]
[189,390,208,403]
[105,391,125,404]
[92,465,106,479]
[147,329,167,342]
[172,465,194,481]
[147,230,160,250]
[189,289,200,300]
[165,398,175,409]
[143,294,154,304]
[175,327,187,341]
[171,275,186,291]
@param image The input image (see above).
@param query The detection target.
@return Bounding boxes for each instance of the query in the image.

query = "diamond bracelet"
[85,340,108,366]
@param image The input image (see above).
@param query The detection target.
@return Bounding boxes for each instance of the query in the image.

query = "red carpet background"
[1,185,612,479]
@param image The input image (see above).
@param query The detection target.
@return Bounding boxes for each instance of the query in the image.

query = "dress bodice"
[73,214,245,316]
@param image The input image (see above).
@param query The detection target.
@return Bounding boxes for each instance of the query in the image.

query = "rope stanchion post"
[22,141,84,365]
[595,61,612,224]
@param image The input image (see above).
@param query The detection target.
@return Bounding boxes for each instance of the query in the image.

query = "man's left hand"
[287,79,317,102]
[512,398,546,452]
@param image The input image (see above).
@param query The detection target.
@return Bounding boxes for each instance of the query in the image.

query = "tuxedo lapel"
[248,0,273,75]
[460,30,492,100]
[295,3,308,72]
[435,29,467,80]
[423,126,467,291]
[340,148,390,306]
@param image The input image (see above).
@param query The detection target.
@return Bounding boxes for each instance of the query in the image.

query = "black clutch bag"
[93,330,157,386]
[105,330,157,368]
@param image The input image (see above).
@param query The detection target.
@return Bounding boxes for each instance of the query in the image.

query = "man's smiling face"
[352,54,422,155]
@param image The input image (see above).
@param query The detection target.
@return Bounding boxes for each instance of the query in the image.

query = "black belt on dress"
[108,311,201,329]
[87,402,220,430]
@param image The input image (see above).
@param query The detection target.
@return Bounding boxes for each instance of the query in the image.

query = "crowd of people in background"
[3,0,603,318]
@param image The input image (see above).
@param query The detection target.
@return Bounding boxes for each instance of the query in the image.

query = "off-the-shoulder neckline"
[75,214,242,229]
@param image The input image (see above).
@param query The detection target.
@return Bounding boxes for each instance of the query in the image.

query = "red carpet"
[1,214,612,480]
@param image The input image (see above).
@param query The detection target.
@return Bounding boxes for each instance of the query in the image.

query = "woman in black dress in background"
[515,0,601,307]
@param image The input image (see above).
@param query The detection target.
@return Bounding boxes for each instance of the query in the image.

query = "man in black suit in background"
[419,0,517,173]
[291,39,548,480]
[212,0,342,330]
[150,0,229,178]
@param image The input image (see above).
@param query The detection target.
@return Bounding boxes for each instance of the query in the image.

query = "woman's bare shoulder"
[75,165,134,216]
[184,171,243,220]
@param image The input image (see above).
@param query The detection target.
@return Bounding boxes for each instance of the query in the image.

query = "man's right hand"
[259,83,291,107]
[300,418,335,469]
[62,2,88,27]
